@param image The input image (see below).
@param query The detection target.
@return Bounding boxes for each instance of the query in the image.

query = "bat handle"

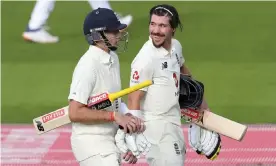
[119,125,130,133]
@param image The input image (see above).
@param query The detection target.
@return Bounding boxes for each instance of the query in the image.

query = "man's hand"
[115,129,151,158]
[114,112,141,133]
[188,123,221,160]
[125,112,145,133]
[122,151,138,164]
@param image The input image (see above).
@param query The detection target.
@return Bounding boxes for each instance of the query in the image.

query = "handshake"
[113,104,151,163]
[115,129,151,164]
[114,112,151,164]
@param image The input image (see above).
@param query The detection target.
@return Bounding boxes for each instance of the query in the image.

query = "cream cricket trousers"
[79,153,121,166]
[143,120,186,166]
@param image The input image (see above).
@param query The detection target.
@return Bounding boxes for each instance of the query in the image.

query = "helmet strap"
[99,31,118,51]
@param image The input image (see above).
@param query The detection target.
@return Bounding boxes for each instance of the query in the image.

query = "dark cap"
[83,8,127,35]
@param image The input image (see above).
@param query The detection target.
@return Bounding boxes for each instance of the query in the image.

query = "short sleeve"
[179,51,185,67]
[173,38,185,67]
[129,55,153,92]
[68,69,96,105]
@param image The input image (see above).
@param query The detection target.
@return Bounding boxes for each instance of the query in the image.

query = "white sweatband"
[128,110,142,118]
[119,102,143,118]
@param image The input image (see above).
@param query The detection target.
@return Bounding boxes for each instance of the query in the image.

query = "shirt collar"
[88,45,114,64]
[148,36,175,56]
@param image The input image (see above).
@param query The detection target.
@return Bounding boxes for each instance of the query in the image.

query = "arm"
[68,70,115,124]
[127,90,146,133]
[128,91,146,110]
[127,55,153,114]
[67,69,132,128]
[69,100,114,124]
[69,92,138,133]
[180,64,192,77]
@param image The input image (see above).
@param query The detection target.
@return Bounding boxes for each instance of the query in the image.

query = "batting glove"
[115,129,143,158]
[188,123,221,160]
[134,133,151,156]
[115,129,151,158]
[115,129,128,154]
[125,134,140,157]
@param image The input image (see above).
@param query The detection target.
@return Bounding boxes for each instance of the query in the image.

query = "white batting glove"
[135,133,151,156]
[188,123,221,160]
[115,129,128,153]
[125,134,140,158]
[126,133,151,158]
[115,129,151,158]
[115,129,143,158]
[118,103,151,157]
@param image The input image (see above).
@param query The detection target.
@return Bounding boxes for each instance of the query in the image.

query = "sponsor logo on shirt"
[175,53,180,65]
[174,142,181,155]
[131,70,140,83]
[162,61,168,70]
[132,71,139,80]
[173,73,178,87]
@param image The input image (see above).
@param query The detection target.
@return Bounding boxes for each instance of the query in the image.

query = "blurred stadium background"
[1,1,276,166]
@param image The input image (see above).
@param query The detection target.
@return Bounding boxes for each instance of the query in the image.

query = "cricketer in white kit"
[67,8,148,166]
[127,4,222,166]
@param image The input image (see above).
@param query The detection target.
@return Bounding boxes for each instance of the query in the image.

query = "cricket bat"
[33,80,153,135]
[181,108,247,141]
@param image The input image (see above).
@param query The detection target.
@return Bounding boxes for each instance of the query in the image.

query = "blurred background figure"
[22,0,133,44]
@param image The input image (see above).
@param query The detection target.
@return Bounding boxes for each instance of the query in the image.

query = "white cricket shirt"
[68,45,121,161]
[129,37,185,126]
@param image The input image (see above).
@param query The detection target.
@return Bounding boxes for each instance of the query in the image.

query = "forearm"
[128,102,140,110]
[127,91,146,118]
[69,105,114,124]
[180,65,192,76]
[127,92,142,110]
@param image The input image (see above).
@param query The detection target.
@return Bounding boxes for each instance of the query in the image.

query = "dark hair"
[149,4,183,32]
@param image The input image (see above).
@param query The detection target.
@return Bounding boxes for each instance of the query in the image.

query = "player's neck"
[163,39,172,52]
[95,44,110,53]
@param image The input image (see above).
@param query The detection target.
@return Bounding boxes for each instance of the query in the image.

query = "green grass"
[2,1,276,124]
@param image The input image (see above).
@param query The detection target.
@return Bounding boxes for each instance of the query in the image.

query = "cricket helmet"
[179,75,204,109]
[83,8,128,52]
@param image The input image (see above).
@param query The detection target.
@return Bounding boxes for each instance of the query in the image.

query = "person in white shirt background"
[22,0,133,44]
[127,4,222,166]
[67,7,148,166]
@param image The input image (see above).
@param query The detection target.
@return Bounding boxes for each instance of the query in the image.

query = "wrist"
[110,111,115,121]
[128,110,142,118]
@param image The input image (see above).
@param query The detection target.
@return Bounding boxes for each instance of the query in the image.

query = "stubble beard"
[152,40,165,48]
